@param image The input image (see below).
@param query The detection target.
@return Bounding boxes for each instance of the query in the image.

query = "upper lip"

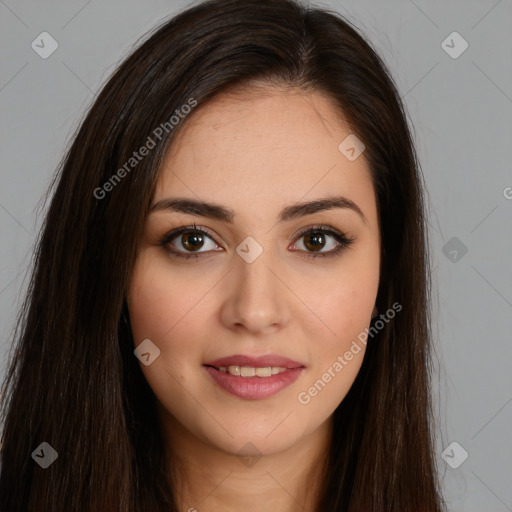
[204,354,305,369]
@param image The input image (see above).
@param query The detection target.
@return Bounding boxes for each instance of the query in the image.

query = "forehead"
[154,86,376,224]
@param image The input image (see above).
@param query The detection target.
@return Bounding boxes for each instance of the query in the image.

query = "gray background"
[1,0,511,510]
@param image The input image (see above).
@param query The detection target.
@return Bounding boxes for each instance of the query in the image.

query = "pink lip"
[203,354,306,400]
[204,354,305,369]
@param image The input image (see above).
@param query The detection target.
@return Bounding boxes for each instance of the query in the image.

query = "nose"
[219,249,290,336]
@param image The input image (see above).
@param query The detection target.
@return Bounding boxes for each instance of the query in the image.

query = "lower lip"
[204,366,304,400]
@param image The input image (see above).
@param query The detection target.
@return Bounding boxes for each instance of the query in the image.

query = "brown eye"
[180,231,206,252]
[162,227,220,256]
[170,230,218,253]
[294,230,340,253]
[291,225,355,258]
[303,232,326,252]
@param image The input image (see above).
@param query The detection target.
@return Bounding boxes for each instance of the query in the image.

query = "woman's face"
[127,86,380,458]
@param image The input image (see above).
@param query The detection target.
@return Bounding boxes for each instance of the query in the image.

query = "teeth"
[217,365,288,377]
[241,366,256,377]
[228,365,241,375]
[255,367,272,377]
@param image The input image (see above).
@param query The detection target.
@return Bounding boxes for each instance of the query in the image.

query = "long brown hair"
[0,0,444,510]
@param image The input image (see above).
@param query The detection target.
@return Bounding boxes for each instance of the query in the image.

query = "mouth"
[203,354,306,400]
[205,365,291,377]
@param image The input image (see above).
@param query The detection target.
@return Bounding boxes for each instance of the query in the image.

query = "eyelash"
[158,222,355,260]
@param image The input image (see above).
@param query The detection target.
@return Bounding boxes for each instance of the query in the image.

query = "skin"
[127,85,381,512]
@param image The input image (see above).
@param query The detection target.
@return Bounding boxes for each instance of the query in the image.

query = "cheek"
[304,282,374,384]
[127,252,211,403]
[297,253,379,350]
[294,286,371,418]
[127,254,204,410]
[128,250,212,344]
[292,255,379,412]
[320,282,376,348]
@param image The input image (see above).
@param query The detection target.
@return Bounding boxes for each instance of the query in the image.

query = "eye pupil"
[182,231,204,251]
[304,233,325,252]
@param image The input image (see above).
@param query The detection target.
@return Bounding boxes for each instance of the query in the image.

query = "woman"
[0,0,445,510]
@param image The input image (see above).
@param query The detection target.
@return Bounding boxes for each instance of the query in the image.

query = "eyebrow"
[149,195,367,224]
